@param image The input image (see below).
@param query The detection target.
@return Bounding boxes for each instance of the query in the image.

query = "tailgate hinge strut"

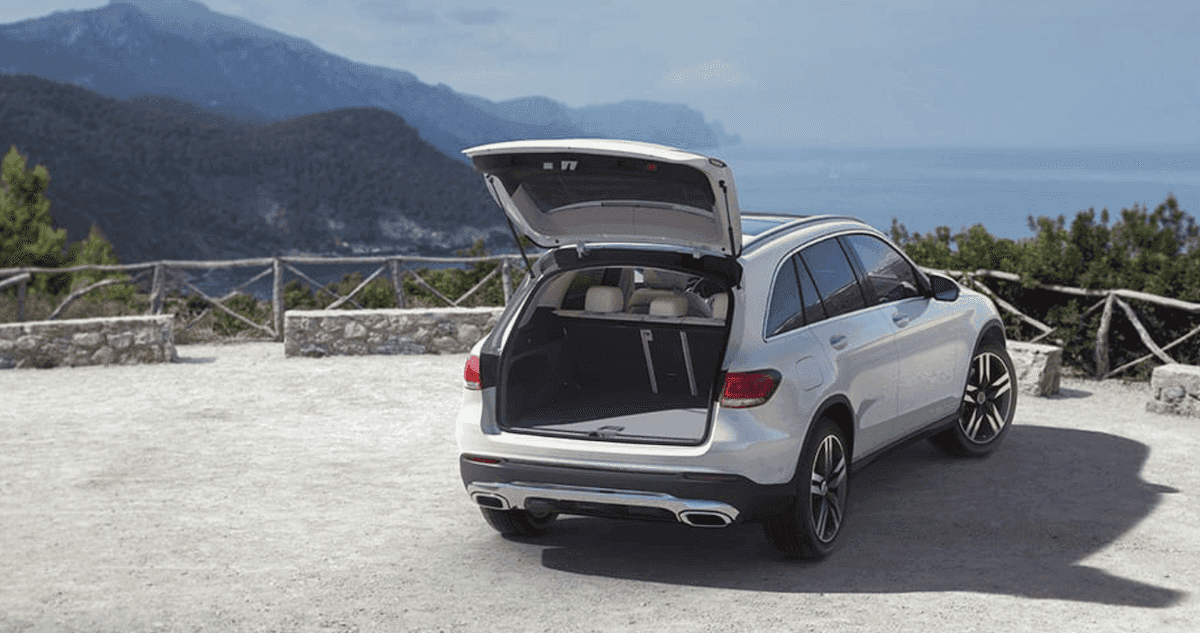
[640,329,658,394]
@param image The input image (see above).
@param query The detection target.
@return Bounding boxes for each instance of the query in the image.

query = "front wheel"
[763,418,849,559]
[931,340,1017,457]
[480,507,558,537]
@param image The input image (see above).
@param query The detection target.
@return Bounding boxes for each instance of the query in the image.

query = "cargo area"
[498,266,731,444]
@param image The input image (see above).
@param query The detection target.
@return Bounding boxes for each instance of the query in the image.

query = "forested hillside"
[0,74,506,262]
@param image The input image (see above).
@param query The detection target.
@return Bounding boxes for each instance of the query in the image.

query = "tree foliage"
[66,224,133,302]
[0,146,66,291]
[891,194,1200,376]
[891,195,1199,296]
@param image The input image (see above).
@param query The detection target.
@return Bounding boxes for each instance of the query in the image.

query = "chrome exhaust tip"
[679,510,733,528]
[472,492,511,510]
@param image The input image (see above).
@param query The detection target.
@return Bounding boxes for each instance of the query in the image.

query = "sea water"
[198,145,1200,298]
[713,144,1200,242]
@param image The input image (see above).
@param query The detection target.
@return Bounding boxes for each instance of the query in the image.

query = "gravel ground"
[1,342,1197,632]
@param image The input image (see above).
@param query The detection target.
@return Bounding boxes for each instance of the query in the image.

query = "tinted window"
[796,257,828,323]
[800,239,868,318]
[767,259,805,336]
[843,234,922,304]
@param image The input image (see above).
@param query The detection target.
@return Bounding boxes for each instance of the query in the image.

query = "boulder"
[1146,364,1200,418]
[1006,341,1062,397]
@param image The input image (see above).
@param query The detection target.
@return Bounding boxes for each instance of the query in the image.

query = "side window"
[800,238,869,319]
[766,258,805,336]
[796,257,827,323]
[843,234,922,304]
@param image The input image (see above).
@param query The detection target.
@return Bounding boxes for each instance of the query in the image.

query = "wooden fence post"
[149,263,165,315]
[390,259,406,309]
[17,275,26,322]
[272,258,284,341]
[500,259,512,305]
[1094,293,1115,378]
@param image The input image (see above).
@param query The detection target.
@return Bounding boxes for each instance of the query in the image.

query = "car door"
[797,238,899,459]
[841,233,969,441]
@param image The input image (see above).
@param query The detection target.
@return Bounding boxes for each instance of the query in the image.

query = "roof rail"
[742,214,865,253]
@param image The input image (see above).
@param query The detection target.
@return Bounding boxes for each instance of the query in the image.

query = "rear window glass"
[475,153,716,215]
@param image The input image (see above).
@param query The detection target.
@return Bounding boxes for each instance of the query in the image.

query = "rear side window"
[766,254,833,336]
[843,234,922,304]
[800,238,869,319]
[767,259,804,336]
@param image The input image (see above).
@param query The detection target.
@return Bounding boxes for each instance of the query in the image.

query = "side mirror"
[929,274,960,302]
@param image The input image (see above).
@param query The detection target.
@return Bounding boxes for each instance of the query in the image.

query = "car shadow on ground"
[531,425,1183,607]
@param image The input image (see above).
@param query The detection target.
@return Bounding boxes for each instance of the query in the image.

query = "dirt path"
[1,343,1197,632]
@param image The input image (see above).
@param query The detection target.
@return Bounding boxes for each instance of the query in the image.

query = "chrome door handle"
[829,335,848,350]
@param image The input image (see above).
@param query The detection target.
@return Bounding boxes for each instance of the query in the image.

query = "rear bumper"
[460,455,794,525]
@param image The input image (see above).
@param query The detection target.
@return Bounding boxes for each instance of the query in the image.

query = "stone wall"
[0,315,176,369]
[285,308,504,357]
[1007,341,1062,397]
[1147,364,1200,418]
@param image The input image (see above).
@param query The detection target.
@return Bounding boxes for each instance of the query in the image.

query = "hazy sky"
[2,0,1198,147]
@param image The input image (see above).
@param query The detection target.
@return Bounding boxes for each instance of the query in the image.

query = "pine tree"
[0,146,66,291]
[67,224,133,303]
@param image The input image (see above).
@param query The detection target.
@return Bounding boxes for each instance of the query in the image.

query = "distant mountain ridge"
[0,74,508,262]
[0,0,737,159]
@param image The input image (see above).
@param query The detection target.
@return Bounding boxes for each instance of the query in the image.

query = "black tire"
[480,507,558,537]
[931,339,1017,457]
[763,417,850,559]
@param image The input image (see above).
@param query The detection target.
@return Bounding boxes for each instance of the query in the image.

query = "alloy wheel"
[809,433,848,543]
[960,351,1014,444]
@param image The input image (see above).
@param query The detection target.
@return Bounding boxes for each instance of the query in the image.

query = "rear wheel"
[763,418,849,559]
[931,339,1017,457]
[480,507,558,537]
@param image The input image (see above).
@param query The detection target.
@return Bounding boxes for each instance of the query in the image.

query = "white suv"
[456,139,1015,559]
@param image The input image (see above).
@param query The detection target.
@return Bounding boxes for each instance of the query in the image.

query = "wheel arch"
[811,395,855,465]
[975,318,1007,351]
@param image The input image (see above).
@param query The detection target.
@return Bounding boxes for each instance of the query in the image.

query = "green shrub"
[212,293,271,336]
[893,194,1200,377]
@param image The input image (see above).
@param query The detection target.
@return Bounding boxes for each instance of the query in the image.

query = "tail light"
[720,370,781,408]
[464,355,481,390]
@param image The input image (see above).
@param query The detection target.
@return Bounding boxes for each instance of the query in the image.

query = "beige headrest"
[585,286,623,313]
[710,293,729,320]
[649,296,688,317]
